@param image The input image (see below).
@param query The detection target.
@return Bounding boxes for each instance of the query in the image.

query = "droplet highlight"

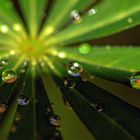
[49,115,61,127]
[78,43,91,55]
[64,78,76,88]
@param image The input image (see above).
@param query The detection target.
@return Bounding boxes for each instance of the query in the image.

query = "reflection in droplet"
[64,78,76,88]
[78,43,91,55]
[67,62,83,77]
[2,69,17,83]
[130,71,140,90]
[17,95,29,106]
[88,8,97,16]
[0,103,7,113]
[49,115,61,127]
[71,10,81,24]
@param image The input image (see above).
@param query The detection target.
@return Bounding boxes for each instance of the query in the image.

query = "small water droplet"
[88,8,97,16]
[15,112,22,122]
[95,103,104,112]
[127,17,133,24]
[17,95,29,106]
[2,69,17,83]
[0,25,9,33]
[58,52,66,59]
[66,62,83,77]
[64,78,76,88]
[49,115,61,127]
[78,43,91,55]
[130,71,140,90]
[46,106,52,113]
[0,103,7,113]
[12,23,22,31]
[62,96,72,110]
[71,10,81,24]
[11,125,17,133]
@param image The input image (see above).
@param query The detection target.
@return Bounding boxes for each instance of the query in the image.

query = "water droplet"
[130,71,140,90]
[46,106,52,113]
[0,25,9,33]
[17,95,29,106]
[20,69,26,74]
[49,115,61,127]
[11,125,17,133]
[64,78,76,88]
[62,96,72,110]
[88,8,97,16]
[58,52,66,59]
[2,69,17,83]
[71,10,81,24]
[0,103,7,113]
[66,62,83,77]
[78,43,91,55]
[12,23,22,31]
[127,17,133,24]
[15,112,22,122]
[95,103,104,112]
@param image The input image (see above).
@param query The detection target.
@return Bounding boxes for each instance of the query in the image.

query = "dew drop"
[0,103,7,113]
[127,17,133,24]
[49,115,61,127]
[95,103,104,112]
[130,71,140,90]
[78,43,91,55]
[64,78,76,88]
[15,112,22,122]
[0,25,9,33]
[62,96,72,110]
[66,62,83,77]
[17,95,29,106]
[2,69,17,84]
[71,10,81,24]
[88,8,97,16]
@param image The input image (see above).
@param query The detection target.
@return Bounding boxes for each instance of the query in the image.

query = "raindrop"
[95,103,104,112]
[71,10,81,23]
[49,115,61,127]
[2,69,17,84]
[62,96,72,110]
[78,43,91,55]
[17,95,29,106]
[88,8,97,16]
[15,112,22,122]
[66,62,83,77]
[64,78,76,88]
[0,25,9,33]
[127,17,133,24]
[0,103,7,113]
[130,71,140,90]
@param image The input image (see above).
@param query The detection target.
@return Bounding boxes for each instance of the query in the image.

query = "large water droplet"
[0,103,7,113]
[66,62,83,77]
[130,71,140,90]
[78,43,91,55]
[64,78,76,88]
[49,115,61,127]
[2,69,17,83]
[17,95,29,106]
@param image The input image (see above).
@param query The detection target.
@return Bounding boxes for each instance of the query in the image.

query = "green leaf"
[52,75,137,140]
[47,46,140,82]
[19,0,48,37]
[46,0,140,45]
[40,0,95,38]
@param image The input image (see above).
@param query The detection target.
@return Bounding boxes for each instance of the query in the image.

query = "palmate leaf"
[0,0,140,140]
